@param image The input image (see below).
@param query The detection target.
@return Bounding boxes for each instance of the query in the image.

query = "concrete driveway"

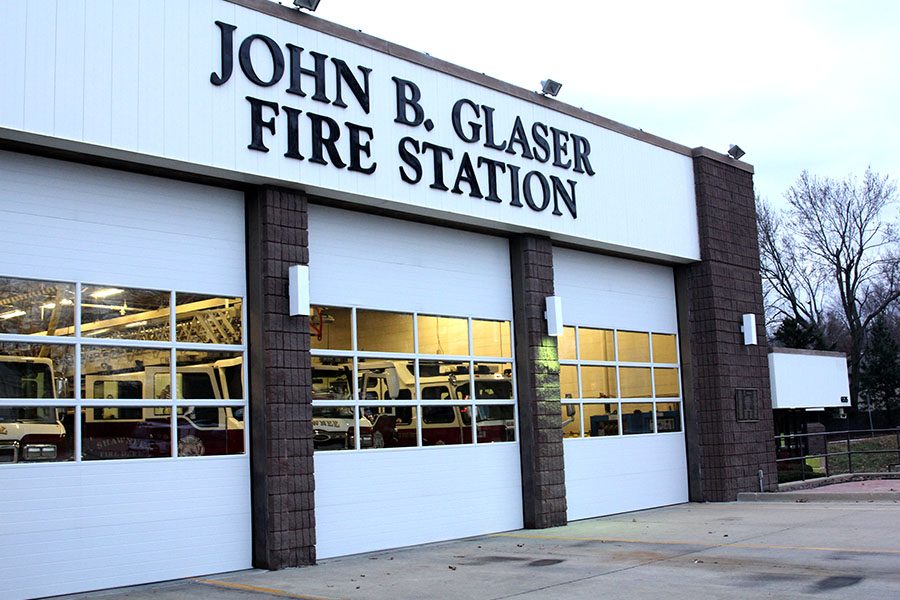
[60,499,900,600]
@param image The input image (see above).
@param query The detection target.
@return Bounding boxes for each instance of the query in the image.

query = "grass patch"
[825,434,900,474]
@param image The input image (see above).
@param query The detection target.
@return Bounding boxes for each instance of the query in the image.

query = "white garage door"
[0,151,250,599]
[553,247,688,520]
[309,205,522,558]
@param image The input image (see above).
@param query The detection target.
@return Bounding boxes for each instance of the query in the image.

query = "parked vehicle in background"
[0,355,68,463]
[82,358,244,459]
[357,361,515,448]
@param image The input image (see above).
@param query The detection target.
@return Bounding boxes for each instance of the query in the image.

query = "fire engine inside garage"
[0,0,777,598]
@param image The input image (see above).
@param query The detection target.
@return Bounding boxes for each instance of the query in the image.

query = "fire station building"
[0,1,776,597]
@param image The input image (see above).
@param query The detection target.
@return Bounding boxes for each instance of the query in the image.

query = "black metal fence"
[775,427,900,483]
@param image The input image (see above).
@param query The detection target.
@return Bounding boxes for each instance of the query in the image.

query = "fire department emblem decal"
[178,435,205,456]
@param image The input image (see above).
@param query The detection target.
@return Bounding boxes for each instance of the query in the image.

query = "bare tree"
[757,196,826,331]
[778,168,900,404]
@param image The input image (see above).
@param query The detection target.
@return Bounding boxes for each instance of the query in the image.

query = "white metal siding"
[0,152,250,599]
[553,247,689,520]
[309,205,522,558]
[0,150,245,296]
[0,0,700,262]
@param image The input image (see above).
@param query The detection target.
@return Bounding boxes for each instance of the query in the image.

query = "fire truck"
[0,355,68,463]
[82,358,244,459]
[356,361,515,448]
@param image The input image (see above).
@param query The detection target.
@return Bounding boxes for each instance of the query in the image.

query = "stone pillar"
[676,149,778,501]
[246,186,315,568]
[510,235,567,528]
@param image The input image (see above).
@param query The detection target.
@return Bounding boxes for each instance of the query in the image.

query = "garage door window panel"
[311,306,516,452]
[583,402,619,437]
[81,406,172,460]
[0,277,75,336]
[174,293,242,345]
[310,306,352,351]
[81,286,170,341]
[559,326,682,439]
[0,406,73,463]
[358,310,414,353]
[0,276,246,465]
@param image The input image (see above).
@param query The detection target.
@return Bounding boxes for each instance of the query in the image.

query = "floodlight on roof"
[727,144,746,160]
[293,0,321,11]
[540,79,562,97]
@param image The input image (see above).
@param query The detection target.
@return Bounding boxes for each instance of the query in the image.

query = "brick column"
[246,186,315,568]
[675,149,778,501]
[510,235,567,528]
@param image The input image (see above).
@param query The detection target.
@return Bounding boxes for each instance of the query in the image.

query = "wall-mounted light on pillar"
[545,296,564,337]
[741,313,757,345]
[288,265,310,317]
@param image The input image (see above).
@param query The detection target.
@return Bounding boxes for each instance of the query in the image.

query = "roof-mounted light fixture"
[727,144,746,160]
[293,0,321,11]
[540,79,562,97]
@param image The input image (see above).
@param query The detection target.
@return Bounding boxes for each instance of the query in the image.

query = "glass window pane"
[561,403,581,438]
[360,358,415,400]
[558,326,577,360]
[174,293,242,344]
[560,365,579,399]
[472,319,512,358]
[617,331,650,362]
[421,405,472,446]
[362,405,418,449]
[313,405,357,451]
[580,328,615,361]
[310,305,352,351]
[656,402,682,433]
[622,402,654,435]
[418,360,468,401]
[583,402,619,437]
[469,362,513,400]
[654,368,680,398]
[418,315,468,356]
[0,406,73,463]
[620,367,652,398]
[357,310,413,353]
[176,406,244,456]
[312,357,354,401]
[82,285,171,341]
[581,366,617,399]
[82,407,171,460]
[652,333,678,363]
[476,405,515,442]
[176,350,242,400]
[82,347,169,400]
[0,277,75,336]
[0,343,75,399]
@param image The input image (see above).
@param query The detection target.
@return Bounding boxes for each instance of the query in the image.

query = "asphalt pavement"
[56,491,900,600]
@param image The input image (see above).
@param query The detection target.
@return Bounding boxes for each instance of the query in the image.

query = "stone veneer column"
[510,235,567,528]
[246,186,315,568]
[676,149,778,501]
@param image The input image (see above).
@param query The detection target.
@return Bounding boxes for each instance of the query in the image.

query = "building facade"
[0,1,776,597]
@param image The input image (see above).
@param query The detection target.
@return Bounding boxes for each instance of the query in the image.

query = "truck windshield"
[0,406,56,424]
[0,361,54,399]
[311,368,351,400]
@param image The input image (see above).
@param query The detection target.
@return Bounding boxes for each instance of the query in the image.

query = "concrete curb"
[738,491,900,503]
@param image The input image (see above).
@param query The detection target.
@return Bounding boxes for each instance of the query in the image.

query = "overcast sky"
[304,0,900,206]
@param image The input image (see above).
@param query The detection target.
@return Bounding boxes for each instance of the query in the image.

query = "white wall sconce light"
[545,296,564,337]
[741,313,757,345]
[288,265,310,317]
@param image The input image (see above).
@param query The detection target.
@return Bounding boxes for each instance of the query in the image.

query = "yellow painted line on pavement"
[194,578,337,600]
[493,532,900,555]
